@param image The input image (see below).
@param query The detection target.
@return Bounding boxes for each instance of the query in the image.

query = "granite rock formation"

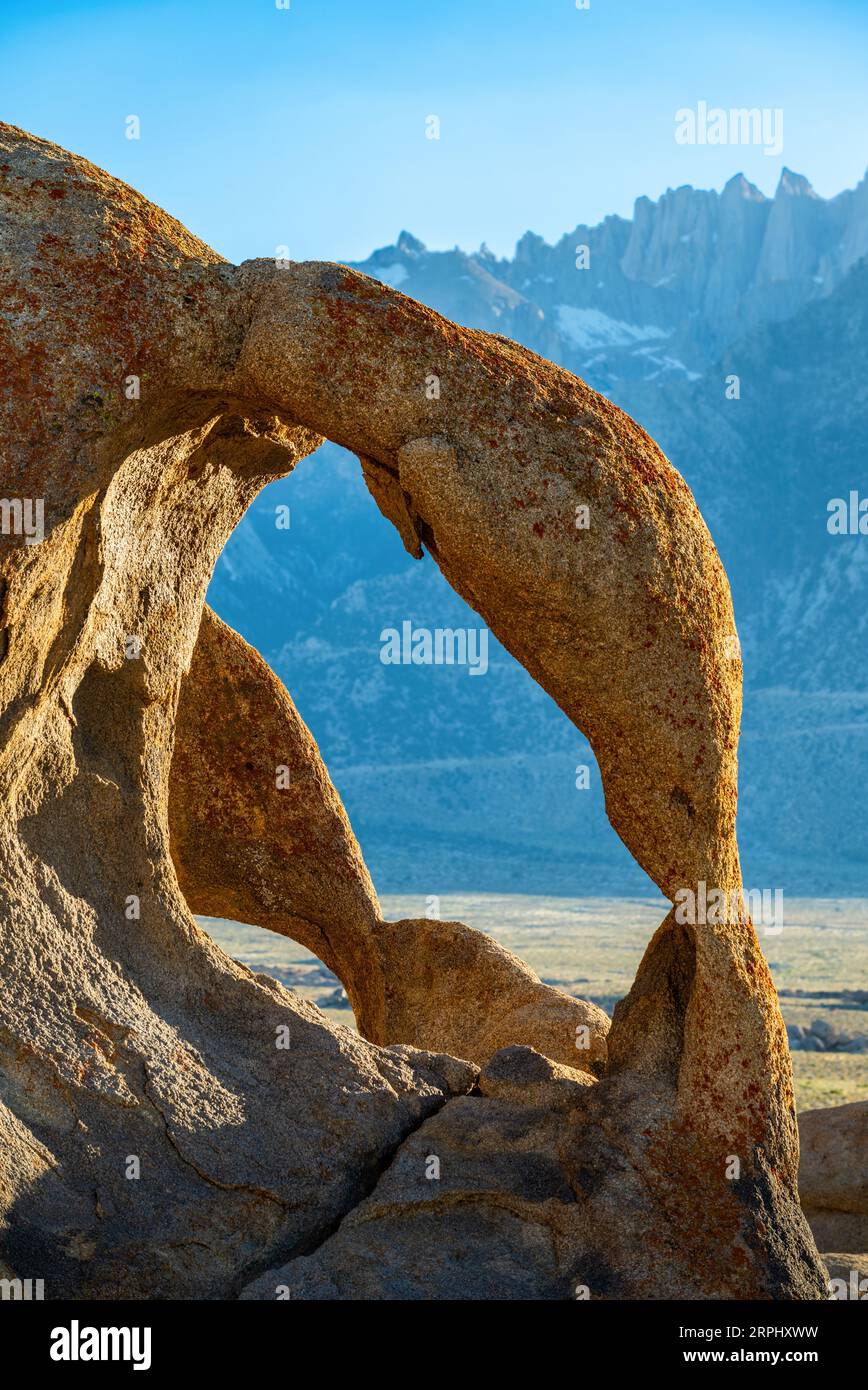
[0,122,826,1299]
[823,1252,868,1298]
[799,1101,868,1255]
[169,606,386,1040]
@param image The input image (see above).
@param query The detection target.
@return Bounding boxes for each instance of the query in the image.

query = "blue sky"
[3,0,867,263]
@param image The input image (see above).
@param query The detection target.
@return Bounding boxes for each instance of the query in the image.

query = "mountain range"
[208,168,868,898]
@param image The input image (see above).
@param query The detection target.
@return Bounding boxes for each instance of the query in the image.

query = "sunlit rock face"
[0,122,825,1300]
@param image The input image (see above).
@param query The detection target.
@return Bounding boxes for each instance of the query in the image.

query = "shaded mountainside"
[354,167,868,393]
[209,179,868,895]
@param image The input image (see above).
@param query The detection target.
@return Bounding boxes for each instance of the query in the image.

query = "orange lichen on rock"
[0,121,825,1299]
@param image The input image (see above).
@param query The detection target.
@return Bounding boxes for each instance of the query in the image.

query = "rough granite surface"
[0,123,827,1299]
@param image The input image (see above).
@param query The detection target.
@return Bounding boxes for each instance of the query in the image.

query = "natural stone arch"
[0,123,823,1298]
[192,255,781,1167]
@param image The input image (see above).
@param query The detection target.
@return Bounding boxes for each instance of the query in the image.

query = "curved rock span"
[0,123,825,1299]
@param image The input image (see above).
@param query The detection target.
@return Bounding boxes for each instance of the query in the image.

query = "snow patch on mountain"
[366,262,408,288]
[555,305,670,350]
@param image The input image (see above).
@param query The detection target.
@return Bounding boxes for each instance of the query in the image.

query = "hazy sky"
[3,0,867,263]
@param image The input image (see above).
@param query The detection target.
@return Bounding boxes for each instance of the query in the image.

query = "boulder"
[823,1253,868,1299]
[241,1049,820,1301]
[810,1213,868,1253]
[799,1102,868,1254]
[372,918,608,1072]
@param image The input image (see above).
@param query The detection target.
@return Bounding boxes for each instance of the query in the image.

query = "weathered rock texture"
[241,1047,818,1301]
[371,918,608,1071]
[0,123,826,1299]
[799,1102,868,1254]
[170,606,386,1039]
[823,1252,868,1298]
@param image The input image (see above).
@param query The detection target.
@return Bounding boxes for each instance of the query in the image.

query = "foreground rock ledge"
[0,123,825,1299]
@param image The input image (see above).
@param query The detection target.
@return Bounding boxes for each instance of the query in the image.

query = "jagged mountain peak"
[776,168,818,198]
[395,229,426,255]
[349,165,868,396]
[514,228,551,261]
[722,172,767,203]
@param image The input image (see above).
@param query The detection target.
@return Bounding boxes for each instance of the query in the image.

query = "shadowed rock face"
[169,607,387,1040]
[798,1102,868,1254]
[0,122,825,1299]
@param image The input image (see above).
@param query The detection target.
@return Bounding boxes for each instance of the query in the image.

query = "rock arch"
[0,123,823,1298]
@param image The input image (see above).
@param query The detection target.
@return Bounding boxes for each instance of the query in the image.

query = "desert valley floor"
[203,895,868,1112]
